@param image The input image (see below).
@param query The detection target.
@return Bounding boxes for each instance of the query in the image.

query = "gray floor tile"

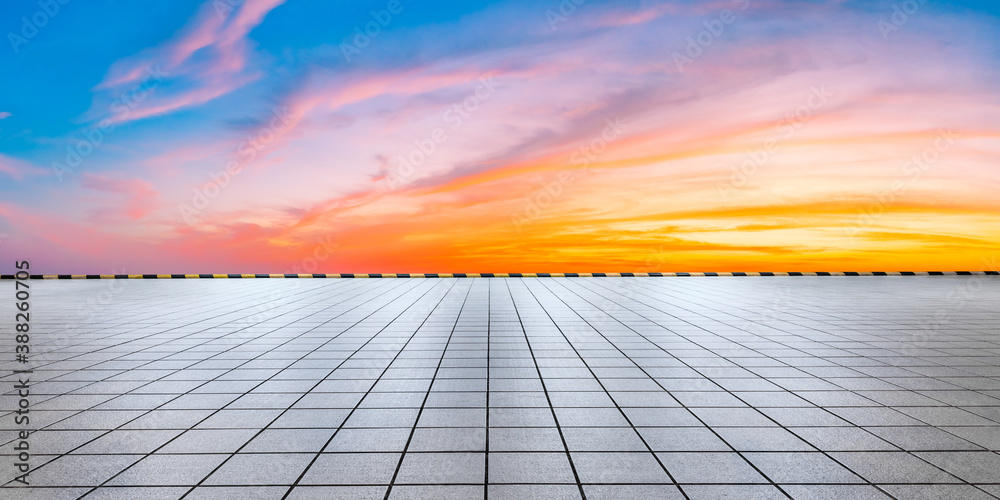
[342,408,419,428]
[242,428,338,453]
[106,454,229,486]
[195,409,283,429]
[744,452,864,484]
[324,428,412,452]
[758,408,851,427]
[158,428,257,453]
[563,427,648,451]
[270,409,350,429]
[865,426,984,451]
[914,451,1000,483]
[51,430,147,455]
[657,452,768,484]
[29,455,141,487]
[830,452,963,483]
[896,407,998,426]
[488,407,556,427]
[408,427,486,451]
[691,407,777,427]
[0,488,91,500]
[622,407,703,426]
[388,485,483,499]
[416,408,485,427]
[639,427,731,452]
[713,427,813,452]
[395,452,485,484]
[554,407,631,427]
[488,452,575,483]
[286,485,386,499]
[571,452,672,483]
[298,453,400,485]
[489,426,566,451]
[974,485,1000,497]
[681,484,787,499]
[780,485,892,499]
[790,427,898,451]
[120,410,214,430]
[585,484,685,499]
[826,407,924,427]
[82,487,191,500]
[941,426,1000,450]
[490,484,583,499]
[879,484,997,500]
[185,486,290,499]
[203,453,313,485]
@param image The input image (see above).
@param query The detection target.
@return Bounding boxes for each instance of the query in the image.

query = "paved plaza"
[2,276,1000,499]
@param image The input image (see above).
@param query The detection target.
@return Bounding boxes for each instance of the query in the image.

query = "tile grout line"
[502,278,589,500]
[381,279,475,499]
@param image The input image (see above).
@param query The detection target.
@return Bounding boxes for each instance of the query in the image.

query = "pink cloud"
[0,154,47,179]
[0,111,11,119]
[0,201,114,258]
[90,0,287,124]
[106,74,256,125]
[82,173,161,219]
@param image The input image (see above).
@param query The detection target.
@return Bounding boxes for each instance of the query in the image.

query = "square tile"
[30,455,141,487]
[490,485,582,499]
[830,452,962,483]
[915,451,1000,483]
[72,429,182,455]
[488,408,556,427]
[299,453,400,485]
[324,428,412,452]
[489,452,575,483]
[408,427,486,452]
[388,485,483,499]
[343,409,419,428]
[107,454,229,486]
[790,427,898,451]
[86,487,191,499]
[639,427,730,452]
[416,408,486,427]
[204,453,313,485]
[395,453,485,484]
[563,427,648,451]
[271,409,350,429]
[571,452,671,483]
[779,485,892,499]
[657,452,767,484]
[158,429,257,453]
[554,407,630,427]
[681,485,786,499]
[585,484,684,499]
[243,428,338,453]
[744,452,864,484]
[287,486,386,499]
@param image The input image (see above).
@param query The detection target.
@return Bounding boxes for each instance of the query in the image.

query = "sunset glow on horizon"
[1,0,998,273]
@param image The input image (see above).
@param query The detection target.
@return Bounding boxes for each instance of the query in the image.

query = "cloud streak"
[88,0,287,125]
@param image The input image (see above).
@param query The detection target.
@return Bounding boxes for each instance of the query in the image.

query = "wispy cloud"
[87,0,287,125]
[0,154,47,179]
[81,173,161,220]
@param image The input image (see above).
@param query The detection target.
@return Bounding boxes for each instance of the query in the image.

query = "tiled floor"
[2,276,999,499]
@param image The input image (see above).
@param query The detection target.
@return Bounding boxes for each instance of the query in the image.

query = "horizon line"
[3,271,999,280]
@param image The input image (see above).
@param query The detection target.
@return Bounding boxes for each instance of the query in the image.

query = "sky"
[1,0,998,273]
